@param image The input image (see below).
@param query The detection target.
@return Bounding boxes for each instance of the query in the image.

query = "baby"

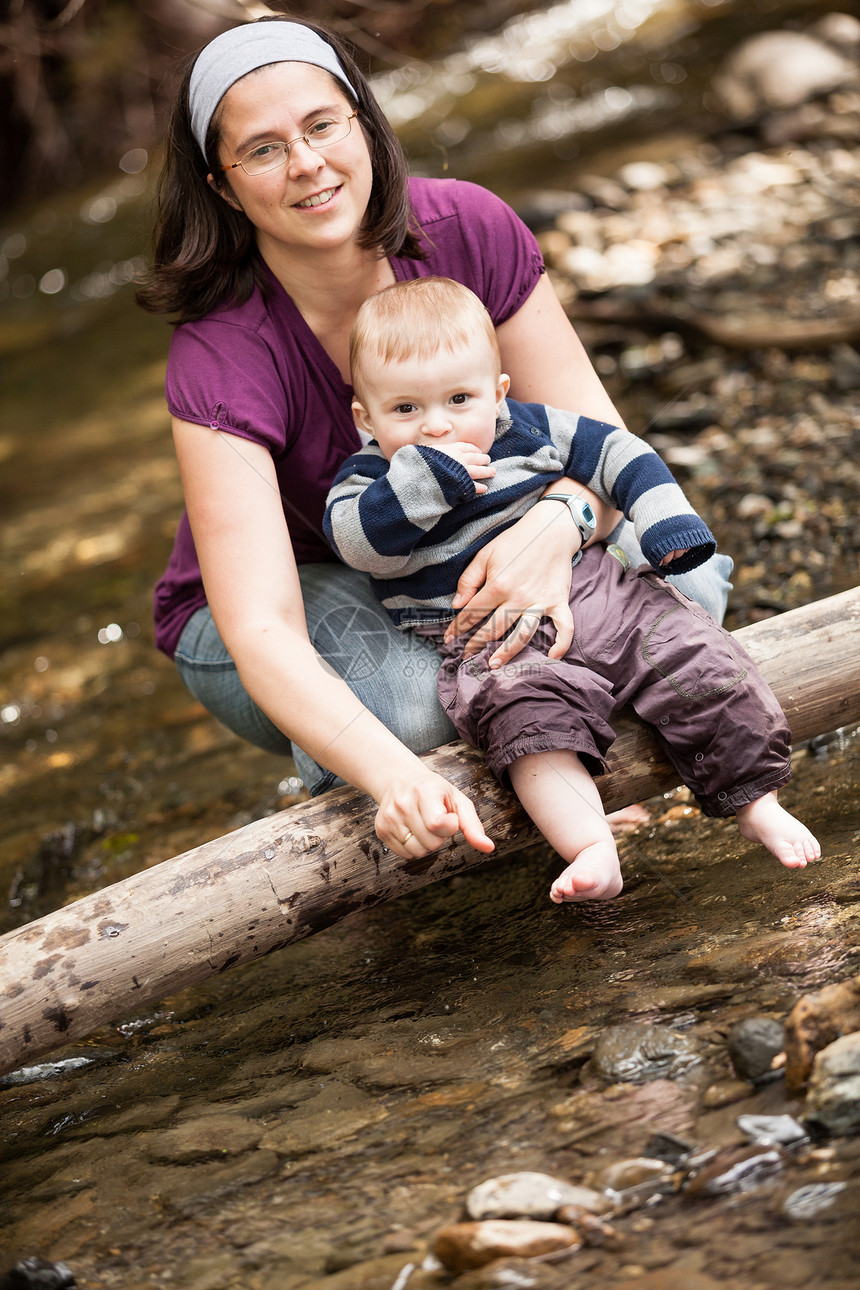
[324,277,820,901]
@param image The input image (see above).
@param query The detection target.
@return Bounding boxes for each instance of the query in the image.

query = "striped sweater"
[324,398,716,627]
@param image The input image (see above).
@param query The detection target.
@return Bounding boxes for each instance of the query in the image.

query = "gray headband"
[189,21,358,156]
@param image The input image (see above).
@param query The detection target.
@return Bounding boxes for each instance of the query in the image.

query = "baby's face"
[352,334,509,461]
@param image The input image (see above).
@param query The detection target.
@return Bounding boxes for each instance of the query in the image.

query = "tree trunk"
[1,588,859,1077]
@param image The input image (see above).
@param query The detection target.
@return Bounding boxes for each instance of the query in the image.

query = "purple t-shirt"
[154,177,545,657]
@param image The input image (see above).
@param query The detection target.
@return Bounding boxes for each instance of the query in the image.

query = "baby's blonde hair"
[350,277,501,397]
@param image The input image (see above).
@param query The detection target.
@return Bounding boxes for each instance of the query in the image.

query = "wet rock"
[597,1157,673,1193]
[451,1258,564,1289]
[737,1114,809,1147]
[432,1220,581,1274]
[555,1209,625,1250]
[643,1131,696,1164]
[0,1260,76,1289]
[784,973,860,1092]
[8,823,87,924]
[143,1113,264,1164]
[713,30,856,121]
[803,1031,860,1134]
[701,1078,754,1108]
[465,1171,605,1221]
[585,1024,701,1084]
[779,1181,849,1223]
[726,1016,785,1082]
[684,1145,785,1198]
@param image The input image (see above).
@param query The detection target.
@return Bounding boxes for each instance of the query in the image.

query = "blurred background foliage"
[0,0,551,211]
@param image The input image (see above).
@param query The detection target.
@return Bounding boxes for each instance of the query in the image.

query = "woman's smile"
[294,185,341,209]
[214,62,373,260]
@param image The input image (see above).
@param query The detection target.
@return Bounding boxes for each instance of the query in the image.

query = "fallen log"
[1,588,859,1078]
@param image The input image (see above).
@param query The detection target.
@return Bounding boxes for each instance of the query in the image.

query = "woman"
[138,14,732,858]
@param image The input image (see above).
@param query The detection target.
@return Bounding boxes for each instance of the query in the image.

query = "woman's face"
[212,61,373,264]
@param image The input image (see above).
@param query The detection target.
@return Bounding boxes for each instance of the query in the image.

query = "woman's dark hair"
[136,14,424,321]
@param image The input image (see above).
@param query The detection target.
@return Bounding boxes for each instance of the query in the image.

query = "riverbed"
[1,0,859,1286]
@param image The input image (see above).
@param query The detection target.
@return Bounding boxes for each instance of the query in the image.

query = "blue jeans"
[173,525,733,796]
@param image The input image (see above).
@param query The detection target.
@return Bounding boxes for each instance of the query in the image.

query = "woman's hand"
[443,497,584,665]
[374,770,495,859]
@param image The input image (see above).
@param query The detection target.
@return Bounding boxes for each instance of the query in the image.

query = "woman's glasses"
[221,111,358,177]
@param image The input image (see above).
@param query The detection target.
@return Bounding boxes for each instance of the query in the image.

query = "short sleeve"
[450,181,546,326]
[402,178,546,328]
[166,316,294,455]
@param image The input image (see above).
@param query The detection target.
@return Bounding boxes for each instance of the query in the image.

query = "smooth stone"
[780,1182,849,1223]
[465,1171,605,1221]
[643,1131,695,1164]
[713,31,855,120]
[451,1258,564,1289]
[784,974,860,1092]
[587,1024,701,1084]
[432,1220,581,1274]
[684,1145,785,1198]
[701,1078,754,1108]
[804,1031,860,1134]
[0,1259,76,1289]
[726,1016,785,1082]
[597,1158,672,1193]
[555,1209,625,1250]
[736,1113,809,1146]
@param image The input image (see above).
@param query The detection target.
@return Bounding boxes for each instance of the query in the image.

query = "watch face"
[582,502,596,527]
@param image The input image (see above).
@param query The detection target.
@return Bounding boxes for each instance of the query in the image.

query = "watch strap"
[542,493,596,565]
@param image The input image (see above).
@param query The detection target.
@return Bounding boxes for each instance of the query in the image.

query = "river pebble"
[726,1016,785,1082]
[684,1145,786,1198]
[784,973,860,1092]
[555,1209,625,1250]
[712,29,856,121]
[736,1113,809,1147]
[586,1024,701,1084]
[779,1181,849,1223]
[700,1078,754,1109]
[0,1259,76,1289]
[597,1157,673,1192]
[465,1171,605,1221]
[803,1031,860,1134]
[432,1219,582,1274]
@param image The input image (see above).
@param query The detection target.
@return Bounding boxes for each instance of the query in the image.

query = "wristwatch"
[541,493,596,566]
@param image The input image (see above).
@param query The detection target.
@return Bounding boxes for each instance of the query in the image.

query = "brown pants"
[434,545,791,818]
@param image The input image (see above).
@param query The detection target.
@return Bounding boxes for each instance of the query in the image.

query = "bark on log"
[1,588,859,1077]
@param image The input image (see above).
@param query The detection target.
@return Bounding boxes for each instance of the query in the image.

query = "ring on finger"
[401,830,414,846]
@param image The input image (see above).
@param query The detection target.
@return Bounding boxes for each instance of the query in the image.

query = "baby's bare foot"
[550,840,623,903]
[736,792,820,869]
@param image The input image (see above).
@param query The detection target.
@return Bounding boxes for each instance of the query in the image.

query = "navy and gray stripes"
[323,399,716,627]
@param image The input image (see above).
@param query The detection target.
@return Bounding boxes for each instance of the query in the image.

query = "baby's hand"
[432,443,496,494]
[659,548,689,567]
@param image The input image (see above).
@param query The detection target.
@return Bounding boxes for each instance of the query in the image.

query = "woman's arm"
[500,272,628,421]
[445,274,624,661]
[172,419,494,858]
